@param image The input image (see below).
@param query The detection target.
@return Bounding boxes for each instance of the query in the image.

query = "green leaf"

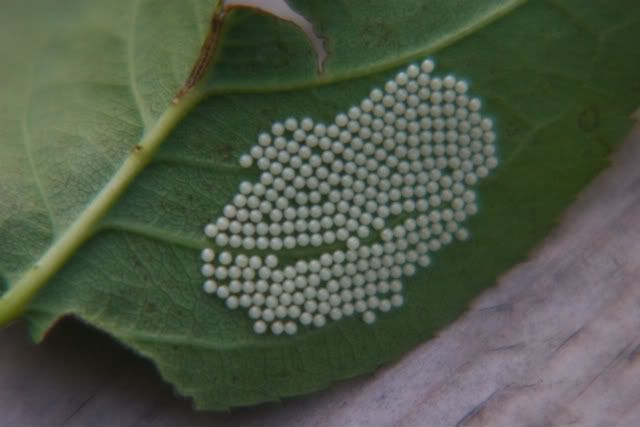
[1,0,639,410]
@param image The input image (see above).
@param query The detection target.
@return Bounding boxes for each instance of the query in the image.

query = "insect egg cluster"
[201,58,498,335]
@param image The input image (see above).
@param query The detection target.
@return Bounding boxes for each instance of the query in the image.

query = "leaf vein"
[127,0,152,128]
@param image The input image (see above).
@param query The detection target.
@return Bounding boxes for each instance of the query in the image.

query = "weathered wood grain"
[2,125,639,427]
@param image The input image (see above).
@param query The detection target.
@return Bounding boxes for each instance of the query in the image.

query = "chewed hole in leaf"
[200,59,499,335]
[225,0,328,72]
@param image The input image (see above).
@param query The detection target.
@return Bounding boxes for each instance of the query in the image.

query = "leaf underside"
[0,0,639,409]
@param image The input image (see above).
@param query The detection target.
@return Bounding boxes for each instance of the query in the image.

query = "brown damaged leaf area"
[174,1,326,102]
[173,1,226,102]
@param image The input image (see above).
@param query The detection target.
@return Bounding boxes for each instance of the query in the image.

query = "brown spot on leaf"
[216,143,234,162]
[578,105,600,132]
[143,302,157,313]
[360,20,392,49]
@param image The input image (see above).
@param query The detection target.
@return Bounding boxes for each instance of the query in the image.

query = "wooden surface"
[2,125,639,426]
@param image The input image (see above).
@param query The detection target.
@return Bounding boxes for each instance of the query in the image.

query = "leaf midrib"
[0,0,529,325]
